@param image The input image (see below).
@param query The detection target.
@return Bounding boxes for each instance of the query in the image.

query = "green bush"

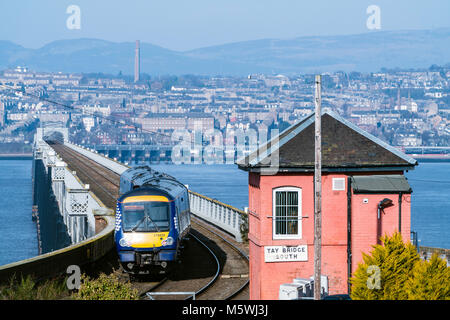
[350,232,450,300]
[405,253,450,300]
[75,273,138,300]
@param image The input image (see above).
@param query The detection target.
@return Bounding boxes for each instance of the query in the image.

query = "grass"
[0,272,138,300]
[0,274,70,300]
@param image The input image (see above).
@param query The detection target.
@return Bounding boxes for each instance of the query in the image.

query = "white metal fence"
[34,139,103,244]
[189,190,247,242]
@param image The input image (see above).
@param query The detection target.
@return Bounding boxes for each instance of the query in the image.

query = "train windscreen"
[122,201,170,232]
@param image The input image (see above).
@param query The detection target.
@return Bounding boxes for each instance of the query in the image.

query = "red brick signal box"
[237,111,417,299]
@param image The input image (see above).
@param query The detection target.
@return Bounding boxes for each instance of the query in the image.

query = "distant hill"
[1,28,449,75]
[0,41,32,68]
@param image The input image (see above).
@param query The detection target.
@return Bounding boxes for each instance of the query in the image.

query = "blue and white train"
[114,166,191,274]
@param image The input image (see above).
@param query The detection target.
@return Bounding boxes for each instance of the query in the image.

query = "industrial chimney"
[134,40,140,83]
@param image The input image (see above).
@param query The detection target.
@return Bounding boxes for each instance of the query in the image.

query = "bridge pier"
[135,149,145,164]
[120,149,131,164]
[150,150,160,163]
[108,149,118,160]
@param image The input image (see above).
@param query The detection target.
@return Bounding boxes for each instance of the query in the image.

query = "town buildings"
[0,65,449,154]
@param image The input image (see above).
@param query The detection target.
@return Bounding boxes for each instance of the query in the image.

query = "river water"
[0,160,37,266]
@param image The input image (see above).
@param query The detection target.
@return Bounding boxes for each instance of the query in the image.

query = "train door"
[180,195,189,235]
[175,204,181,234]
[185,194,191,226]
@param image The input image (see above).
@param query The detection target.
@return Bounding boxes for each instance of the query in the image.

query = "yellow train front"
[114,166,190,274]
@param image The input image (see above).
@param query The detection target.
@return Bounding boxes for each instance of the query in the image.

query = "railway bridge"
[0,128,249,300]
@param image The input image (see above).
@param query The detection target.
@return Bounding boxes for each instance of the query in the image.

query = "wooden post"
[314,74,322,300]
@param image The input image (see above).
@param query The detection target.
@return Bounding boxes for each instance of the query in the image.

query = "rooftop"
[237,110,418,173]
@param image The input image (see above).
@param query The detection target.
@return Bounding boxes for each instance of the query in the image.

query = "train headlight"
[119,238,130,247]
[162,237,174,246]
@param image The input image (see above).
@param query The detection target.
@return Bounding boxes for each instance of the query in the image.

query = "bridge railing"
[65,142,129,175]
[35,139,105,245]
[188,190,247,242]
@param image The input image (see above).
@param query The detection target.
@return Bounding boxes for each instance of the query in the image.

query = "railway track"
[188,218,249,300]
[48,141,120,209]
[144,221,249,300]
[45,141,249,300]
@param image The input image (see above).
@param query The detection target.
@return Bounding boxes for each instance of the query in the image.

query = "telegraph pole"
[314,75,322,300]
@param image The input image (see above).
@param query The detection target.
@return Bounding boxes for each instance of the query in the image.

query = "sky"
[0,0,449,51]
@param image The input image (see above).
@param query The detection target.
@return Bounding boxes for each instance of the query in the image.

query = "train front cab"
[115,189,181,274]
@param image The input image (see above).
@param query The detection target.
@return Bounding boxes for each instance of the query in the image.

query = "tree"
[350,232,420,300]
[350,233,450,300]
[405,254,450,300]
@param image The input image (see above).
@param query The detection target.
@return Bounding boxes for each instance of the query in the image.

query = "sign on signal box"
[264,245,308,263]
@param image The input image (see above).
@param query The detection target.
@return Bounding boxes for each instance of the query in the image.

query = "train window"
[122,201,170,232]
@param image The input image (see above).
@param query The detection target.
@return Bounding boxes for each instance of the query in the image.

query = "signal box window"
[272,187,302,239]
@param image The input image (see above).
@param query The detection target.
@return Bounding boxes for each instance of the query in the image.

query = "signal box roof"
[237,111,418,173]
